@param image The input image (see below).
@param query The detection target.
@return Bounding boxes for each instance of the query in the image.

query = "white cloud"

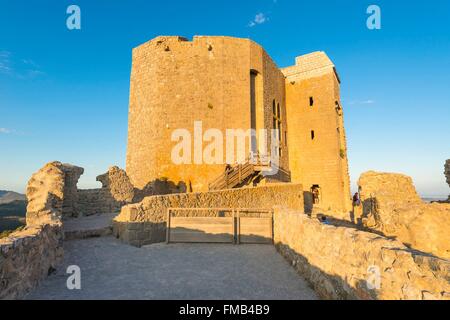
[0,51,12,75]
[0,51,44,79]
[249,13,268,27]
[0,128,11,134]
[0,62,12,73]
[348,99,376,106]
[0,51,10,58]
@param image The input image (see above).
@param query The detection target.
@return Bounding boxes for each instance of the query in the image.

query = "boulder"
[358,171,450,260]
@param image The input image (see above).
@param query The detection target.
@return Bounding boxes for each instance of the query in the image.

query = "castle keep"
[126,36,351,211]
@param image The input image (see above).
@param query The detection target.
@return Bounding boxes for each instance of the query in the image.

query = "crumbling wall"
[77,166,137,216]
[61,165,84,218]
[1,162,65,299]
[26,162,66,226]
[274,208,449,300]
[96,166,134,203]
[114,183,304,247]
[77,189,119,215]
[1,162,150,298]
[358,171,450,259]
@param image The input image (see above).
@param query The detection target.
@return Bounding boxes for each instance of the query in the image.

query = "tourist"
[312,187,320,204]
[353,192,361,206]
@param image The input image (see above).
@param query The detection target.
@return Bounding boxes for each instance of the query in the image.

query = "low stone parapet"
[274,208,450,300]
[113,183,304,247]
[358,171,450,259]
[0,223,63,299]
[1,161,67,299]
[77,188,122,215]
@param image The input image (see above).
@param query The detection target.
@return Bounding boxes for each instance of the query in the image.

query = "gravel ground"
[26,236,318,300]
[63,213,116,232]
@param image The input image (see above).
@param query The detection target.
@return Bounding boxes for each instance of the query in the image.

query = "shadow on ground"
[25,237,318,300]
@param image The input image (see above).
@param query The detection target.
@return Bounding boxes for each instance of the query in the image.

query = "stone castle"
[126,36,351,212]
[1,35,449,300]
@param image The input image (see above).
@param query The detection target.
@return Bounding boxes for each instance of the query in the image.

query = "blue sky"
[0,0,449,197]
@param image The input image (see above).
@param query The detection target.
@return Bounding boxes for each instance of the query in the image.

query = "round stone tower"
[126,36,288,192]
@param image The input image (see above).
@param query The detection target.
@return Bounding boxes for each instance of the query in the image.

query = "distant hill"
[0,191,27,233]
[0,200,27,218]
[0,190,26,204]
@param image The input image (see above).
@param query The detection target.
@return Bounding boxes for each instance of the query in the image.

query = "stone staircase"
[208,158,272,191]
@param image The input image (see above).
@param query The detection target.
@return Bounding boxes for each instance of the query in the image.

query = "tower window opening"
[272,100,282,156]
[309,97,314,107]
[250,69,262,154]
[311,130,315,140]
[335,101,342,115]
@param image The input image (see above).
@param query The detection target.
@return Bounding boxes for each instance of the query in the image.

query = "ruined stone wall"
[77,189,121,215]
[274,209,450,300]
[75,166,143,216]
[61,165,84,218]
[358,171,450,259]
[126,36,289,192]
[97,166,135,203]
[282,52,351,212]
[113,183,304,247]
[0,162,65,299]
[26,162,66,226]
[0,224,63,299]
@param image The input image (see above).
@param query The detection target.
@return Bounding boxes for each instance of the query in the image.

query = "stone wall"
[358,171,450,260]
[274,209,450,300]
[26,161,66,226]
[113,183,304,247]
[96,166,135,203]
[61,165,84,218]
[74,166,143,217]
[0,224,63,299]
[77,189,122,215]
[0,162,65,299]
